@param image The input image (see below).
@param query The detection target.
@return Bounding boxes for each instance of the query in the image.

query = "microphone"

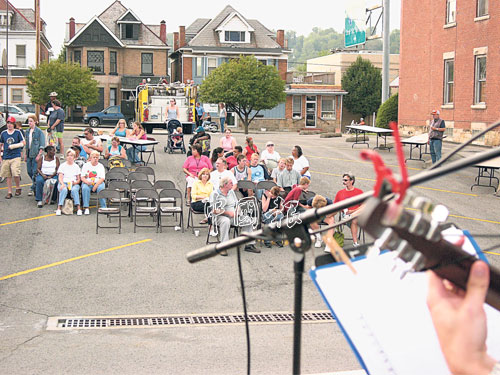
[186,243,220,263]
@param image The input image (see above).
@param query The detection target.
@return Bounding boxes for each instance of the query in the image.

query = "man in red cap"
[428,109,446,163]
[0,116,25,198]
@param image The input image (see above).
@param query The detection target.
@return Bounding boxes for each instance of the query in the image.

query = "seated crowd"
[1,118,364,252]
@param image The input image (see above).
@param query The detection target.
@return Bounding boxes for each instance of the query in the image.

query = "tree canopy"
[26,60,99,108]
[341,57,382,118]
[199,55,286,134]
[286,28,400,68]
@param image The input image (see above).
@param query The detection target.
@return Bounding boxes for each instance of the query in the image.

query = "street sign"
[345,0,367,48]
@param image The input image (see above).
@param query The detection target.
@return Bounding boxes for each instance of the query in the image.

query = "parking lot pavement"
[0,129,499,373]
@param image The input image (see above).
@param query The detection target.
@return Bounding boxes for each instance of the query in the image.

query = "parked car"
[0,104,48,124]
[83,105,134,128]
[16,104,48,124]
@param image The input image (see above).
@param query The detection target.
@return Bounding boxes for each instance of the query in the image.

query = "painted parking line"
[405,207,500,225]
[0,183,31,190]
[484,251,500,257]
[0,239,152,281]
[308,155,423,171]
[0,206,97,227]
[310,171,478,197]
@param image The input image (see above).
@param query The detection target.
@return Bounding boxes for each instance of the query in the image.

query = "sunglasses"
[267,144,274,147]
[342,179,350,182]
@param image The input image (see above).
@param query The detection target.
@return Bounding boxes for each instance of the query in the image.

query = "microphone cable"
[236,244,251,375]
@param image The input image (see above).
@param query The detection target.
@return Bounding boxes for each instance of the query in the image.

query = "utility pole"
[35,0,41,120]
[381,0,390,103]
[5,0,9,118]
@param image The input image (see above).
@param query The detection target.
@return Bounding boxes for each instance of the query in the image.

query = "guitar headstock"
[357,195,500,310]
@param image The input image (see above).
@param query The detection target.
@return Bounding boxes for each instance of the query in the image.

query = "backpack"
[109,156,125,169]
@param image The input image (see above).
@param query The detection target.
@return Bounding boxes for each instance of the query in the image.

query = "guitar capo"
[360,121,410,205]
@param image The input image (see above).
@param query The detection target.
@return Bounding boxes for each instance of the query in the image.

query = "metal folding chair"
[105,170,127,183]
[135,166,155,183]
[108,180,132,219]
[96,189,122,234]
[158,188,184,232]
[133,188,159,233]
[256,180,277,191]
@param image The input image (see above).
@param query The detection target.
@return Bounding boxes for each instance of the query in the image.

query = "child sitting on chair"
[172,127,183,147]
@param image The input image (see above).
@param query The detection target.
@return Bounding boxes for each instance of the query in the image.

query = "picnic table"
[346,125,393,151]
[471,156,500,191]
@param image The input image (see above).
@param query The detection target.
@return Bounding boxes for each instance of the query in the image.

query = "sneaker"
[55,209,61,216]
[264,241,272,248]
[314,236,322,248]
[210,229,218,237]
[353,242,360,247]
[77,209,82,216]
[84,208,90,215]
[28,190,33,196]
[244,244,261,253]
[37,201,43,208]
[276,241,284,248]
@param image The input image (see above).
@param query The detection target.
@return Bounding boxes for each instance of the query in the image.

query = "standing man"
[43,91,58,117]
[195,102,205,128]
[24,115,45,196]
[333,172,364,247]
[49,100,65,156]
[428,109,446,164]
[0,116,25,198]
[219,103,227,133]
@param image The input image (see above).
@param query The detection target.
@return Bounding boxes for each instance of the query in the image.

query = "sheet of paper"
[311,249,500,375]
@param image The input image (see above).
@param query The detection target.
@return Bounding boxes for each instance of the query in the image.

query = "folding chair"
[158,188,184,232]
[108,180,132,219]
[337,212,365,245]
[256,180,277,191]
[109,166,130,178]
[105,170,127,184]
[133,188,159,233]
[98,158,109,170]
[127,171,148,184]
[96,189,122,234]
[135,166,155,183]
[140,137,156,165]
[153,180,176,190]
[187,200,209,235]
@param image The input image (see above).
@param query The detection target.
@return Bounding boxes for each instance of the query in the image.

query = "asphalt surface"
[0,127,499,374]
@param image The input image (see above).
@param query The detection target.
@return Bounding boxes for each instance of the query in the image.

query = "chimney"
[276,29,285,48]
[69,17,75,40]
[179,26,186,48]
[173,32,179,51]
[160,20,167,44]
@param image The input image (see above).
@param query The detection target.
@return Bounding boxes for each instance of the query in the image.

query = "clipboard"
[309,229,500,375]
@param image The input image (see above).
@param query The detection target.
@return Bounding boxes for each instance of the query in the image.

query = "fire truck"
[135,81,198,134]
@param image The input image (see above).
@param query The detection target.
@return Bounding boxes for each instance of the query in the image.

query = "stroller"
[165,119,186,154]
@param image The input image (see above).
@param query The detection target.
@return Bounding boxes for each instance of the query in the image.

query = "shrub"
[376,93,398,129]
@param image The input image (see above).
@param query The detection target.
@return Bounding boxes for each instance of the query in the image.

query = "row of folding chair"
[133,188,183,233]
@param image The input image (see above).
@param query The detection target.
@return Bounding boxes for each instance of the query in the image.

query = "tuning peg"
[431,204,449,223]
[411,197,434,214]
[425,204,450,241]
[399,252,426,280]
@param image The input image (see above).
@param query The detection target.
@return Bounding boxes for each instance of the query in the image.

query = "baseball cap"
[431,110,440,115]
[195,125,204,133]
[49,91,58,96]
[6,116,16,123]
[266,141,274,146]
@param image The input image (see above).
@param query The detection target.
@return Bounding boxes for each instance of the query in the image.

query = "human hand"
[427,261,496,375]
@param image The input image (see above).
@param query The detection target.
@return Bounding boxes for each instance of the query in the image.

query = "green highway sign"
[345,16,366,48]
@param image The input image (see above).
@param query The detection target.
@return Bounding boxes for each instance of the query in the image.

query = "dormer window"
[121,23,138,40]
[225,31,245,42]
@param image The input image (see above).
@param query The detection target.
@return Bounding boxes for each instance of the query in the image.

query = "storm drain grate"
[47,311,334,330]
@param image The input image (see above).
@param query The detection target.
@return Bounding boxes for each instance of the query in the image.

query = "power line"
[286,60,400,71]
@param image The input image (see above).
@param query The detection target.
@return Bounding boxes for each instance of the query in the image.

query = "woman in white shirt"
[291,145,311,179]
[56,149,82,216]
[81,151,107,214]
[260,141,280,171]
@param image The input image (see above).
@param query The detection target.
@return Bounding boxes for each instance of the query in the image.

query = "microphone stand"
[186,145,500,375]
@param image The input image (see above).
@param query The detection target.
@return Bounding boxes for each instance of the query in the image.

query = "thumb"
[464,260,490,308]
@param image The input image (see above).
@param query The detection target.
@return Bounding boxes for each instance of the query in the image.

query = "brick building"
[0,0,51,105]
[399,0,499,145]
[64,0,169,117]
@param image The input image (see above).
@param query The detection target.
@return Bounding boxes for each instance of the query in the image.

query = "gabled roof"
[66,0,167,47]
[185,5,283,51]
[214,11,254,33]
[117,9,141,24]
[66,16,125,47]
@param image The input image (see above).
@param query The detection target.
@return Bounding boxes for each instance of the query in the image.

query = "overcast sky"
[11,0,401,56]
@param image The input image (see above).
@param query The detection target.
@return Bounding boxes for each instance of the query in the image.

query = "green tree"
[390,29,400,54]
[376,93,398,129]
[26,60,99,108]
[199,55,286,134]
[341,57,382,117]
[57,46,67,63]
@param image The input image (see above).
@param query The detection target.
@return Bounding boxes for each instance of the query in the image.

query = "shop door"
[305,96,317,128]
